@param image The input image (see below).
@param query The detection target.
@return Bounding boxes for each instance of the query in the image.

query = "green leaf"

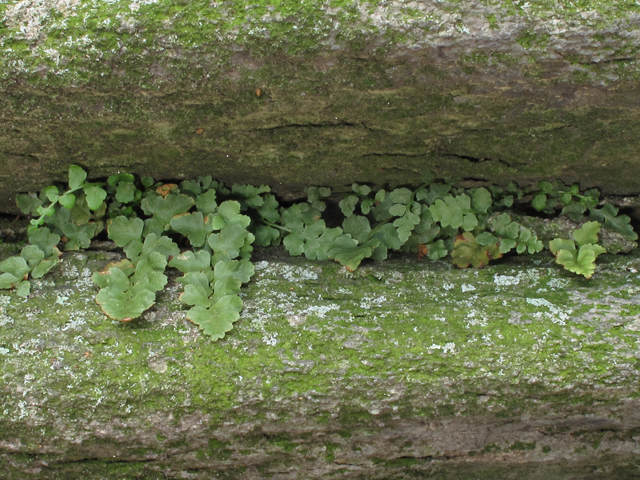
[393,214,419,243]
[339,195,359,217]
[180,283,213,308]
[371,223,403,250]
[131,270,167,295]
[44,185,59,203]
[305,186,331,203]
[0,256,30,280]
[108,173,135,187]
[389,204,406,217]
[256,194,280,223]
[115,181,137,203]
[68,165,88,190]
[179,179,203,197]
[141,233,180,260]
[196,189,218,215]
[212,258,255,299]
[30,256,59,279]
[390,188,413,204]
[221,258,255,284]
[572,221,601,247]
[427,239,449,260]
[302,227,341,260]
[59,192,76,209]
[555,244,606,279]
[186,294,243,341]
[15,281,31,297]
[141,176,155,188]
[562,202,587,222]
[16,193,43,216]
[451,232,502,269]
[491,213,520,239]
[42,205,96,251]
[0,273,22,290]
[92,263,132,291]
[283,233,305,256]
[429,194,472,230]
[232,184,269,210]
[328,235,379,272]
[539,181,553,193]
[214,200,243,225]
[476,232,498,245]
[549,238,576,255]
[20,245,44,269]
[462,212,478,232]
[96,287,156,321]
[63,223,98,251]
[177,271,213,290]
[69,193,92,225]
[208,223,254,259]
[124,240,144,261]
[28,227,60,257]
[131,252,167,281]
[143,217,165,238]
[141,193,196,225]
[352,184,371,196]
[360,199,373,215]
[107,216,144,247]
[472,187,492,212]
[83,185,107,210]
[342,215,371,243]
[421,169,435,184]
[532,193,547,211]
[170,212,214,248]
[589,203,638,241]
[169,250,212,273]
[499,238,517,254]
[254,225,280,247]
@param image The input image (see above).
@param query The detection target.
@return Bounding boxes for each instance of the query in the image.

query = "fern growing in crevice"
[1,166,637,341]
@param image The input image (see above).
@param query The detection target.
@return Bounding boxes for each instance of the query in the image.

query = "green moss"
[1,243,639,476]
[508,441,537,451]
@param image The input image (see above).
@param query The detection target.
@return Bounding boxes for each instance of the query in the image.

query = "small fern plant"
[0,166,636,341]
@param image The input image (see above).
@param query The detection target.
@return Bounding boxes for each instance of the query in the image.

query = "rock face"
[2,1,640,213]
[1,246,640,479]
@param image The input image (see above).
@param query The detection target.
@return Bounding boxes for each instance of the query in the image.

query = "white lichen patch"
[494,274,520,287]
[3,0,81,40]
[359,295,387,310]
[526,297,572,325]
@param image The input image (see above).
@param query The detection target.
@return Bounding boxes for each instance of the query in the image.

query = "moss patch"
[0,246,639,477]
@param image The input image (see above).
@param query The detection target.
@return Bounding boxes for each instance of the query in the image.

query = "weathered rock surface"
[2,1,640,213]
[1,245,640,479]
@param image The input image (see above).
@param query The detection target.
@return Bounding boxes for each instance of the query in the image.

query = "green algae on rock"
[3,1,640,212]
[0,247,639,478]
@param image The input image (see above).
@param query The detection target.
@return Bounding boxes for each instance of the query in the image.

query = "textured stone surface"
[2,1,640,213]
[1,245,639,478]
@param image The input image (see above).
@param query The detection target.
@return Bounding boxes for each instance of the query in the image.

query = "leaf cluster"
[530,180,637,241]
[549,221,607,278]
[3,166,638,341]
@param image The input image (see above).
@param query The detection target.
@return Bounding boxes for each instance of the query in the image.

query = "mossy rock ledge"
[0,244,639,479]
[2,1,640,213]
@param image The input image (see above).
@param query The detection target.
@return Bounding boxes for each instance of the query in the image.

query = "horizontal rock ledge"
[2,1,640,212]
[1,245,639,479]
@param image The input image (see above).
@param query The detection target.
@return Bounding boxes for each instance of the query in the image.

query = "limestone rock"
[2,1,640,212]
